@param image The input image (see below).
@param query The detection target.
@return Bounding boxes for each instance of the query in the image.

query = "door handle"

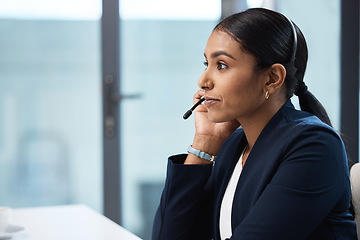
[110,93,142,102]
[103,74,141,137]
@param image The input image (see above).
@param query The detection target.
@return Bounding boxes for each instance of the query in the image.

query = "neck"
[239,99,286,151]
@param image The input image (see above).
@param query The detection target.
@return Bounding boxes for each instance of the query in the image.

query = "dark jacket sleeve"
[152,154,214,240]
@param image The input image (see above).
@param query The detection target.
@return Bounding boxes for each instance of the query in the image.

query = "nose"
[198,70,213,90]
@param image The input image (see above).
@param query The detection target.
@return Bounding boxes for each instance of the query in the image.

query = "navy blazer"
[152,101,358,240]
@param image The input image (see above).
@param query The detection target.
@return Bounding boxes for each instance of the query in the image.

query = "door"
[119,0,221,239]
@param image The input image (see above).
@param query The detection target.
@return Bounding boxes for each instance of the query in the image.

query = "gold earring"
[265,91,269,99]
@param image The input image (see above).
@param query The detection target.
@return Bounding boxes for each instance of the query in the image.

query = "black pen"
[183,97,205,120]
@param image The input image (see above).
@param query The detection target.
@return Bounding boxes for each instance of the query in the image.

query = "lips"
[204,96,220,107]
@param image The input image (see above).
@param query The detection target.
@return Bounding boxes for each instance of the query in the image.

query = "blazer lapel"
[213,134,248,239]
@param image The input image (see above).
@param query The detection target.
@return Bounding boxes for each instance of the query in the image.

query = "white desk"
[9,205,142,240]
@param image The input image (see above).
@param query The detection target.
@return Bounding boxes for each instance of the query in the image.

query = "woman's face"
[199,30,268,123]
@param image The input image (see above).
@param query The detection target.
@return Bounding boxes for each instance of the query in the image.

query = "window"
[0,0,103,211]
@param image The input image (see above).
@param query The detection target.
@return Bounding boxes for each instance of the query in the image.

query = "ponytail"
[295,82,332,127]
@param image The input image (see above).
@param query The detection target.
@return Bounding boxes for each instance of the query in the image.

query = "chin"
[208,113,228,123]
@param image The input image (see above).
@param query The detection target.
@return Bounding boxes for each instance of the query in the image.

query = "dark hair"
[215,8,332,127]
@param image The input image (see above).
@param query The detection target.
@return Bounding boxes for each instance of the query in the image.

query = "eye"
[203,61,208,69]
[217,62,227,70]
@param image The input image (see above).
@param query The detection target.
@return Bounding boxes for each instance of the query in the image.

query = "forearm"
[153,155,213,240]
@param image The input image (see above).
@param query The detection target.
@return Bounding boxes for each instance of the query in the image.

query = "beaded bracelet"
[187,145,216,162]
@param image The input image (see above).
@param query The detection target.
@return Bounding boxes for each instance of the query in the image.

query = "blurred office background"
[0,0,358,239]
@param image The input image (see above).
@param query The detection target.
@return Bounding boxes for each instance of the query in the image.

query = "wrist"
[192,134,225,156]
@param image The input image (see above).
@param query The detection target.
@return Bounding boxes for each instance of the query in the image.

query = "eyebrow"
[204,51,236,60]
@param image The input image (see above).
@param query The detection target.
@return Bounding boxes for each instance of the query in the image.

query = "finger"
[193,90,205,104]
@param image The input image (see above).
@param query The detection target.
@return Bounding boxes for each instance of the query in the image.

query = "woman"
[152,8,357,240]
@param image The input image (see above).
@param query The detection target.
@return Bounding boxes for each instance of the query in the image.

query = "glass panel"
[120,1,221,239]
[0,1,102,212]
[120,0,221,20]
[278,0,341,129]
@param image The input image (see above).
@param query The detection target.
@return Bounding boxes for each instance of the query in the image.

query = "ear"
[264,63,286,94]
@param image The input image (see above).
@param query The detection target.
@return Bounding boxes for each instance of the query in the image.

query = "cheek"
[223,77,261,106]
[223,78,250,98]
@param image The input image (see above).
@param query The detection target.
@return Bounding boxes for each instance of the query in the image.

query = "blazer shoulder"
[256,101,345,162]
[278,101,339,137]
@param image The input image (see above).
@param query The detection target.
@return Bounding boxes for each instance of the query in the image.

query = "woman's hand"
[185,90,240,164]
